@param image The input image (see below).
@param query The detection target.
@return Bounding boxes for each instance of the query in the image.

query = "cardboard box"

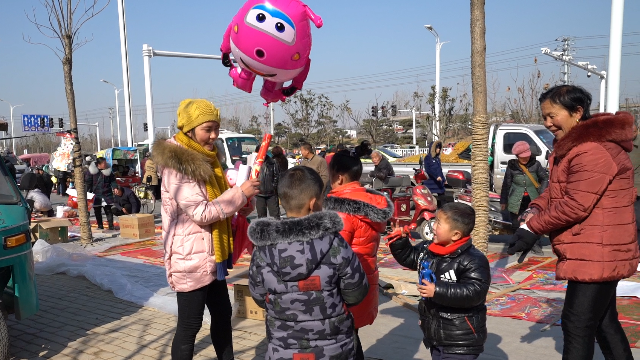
[30,219,72,244]
[233,279,266,321]
[118,214,155,239]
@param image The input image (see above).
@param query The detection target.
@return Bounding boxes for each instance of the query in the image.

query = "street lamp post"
[0,99,23,154]
[78,122,101,152]
[101,80,123,147]
[425,25,446,140]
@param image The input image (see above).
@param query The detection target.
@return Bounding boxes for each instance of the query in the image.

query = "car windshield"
[376,147,403,158]
[225,137,260,164]
[0,163,21,204]
[534,129,554,151]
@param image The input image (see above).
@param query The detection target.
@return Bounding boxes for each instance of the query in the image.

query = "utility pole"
[606,0,625,113]
[556,36,574,84]
[1,116,6,149]
[108,107,115,148]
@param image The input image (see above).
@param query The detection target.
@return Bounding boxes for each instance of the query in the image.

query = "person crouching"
[111,185,141,216]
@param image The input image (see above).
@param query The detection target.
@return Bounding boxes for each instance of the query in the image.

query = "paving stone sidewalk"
[8,274,268,360]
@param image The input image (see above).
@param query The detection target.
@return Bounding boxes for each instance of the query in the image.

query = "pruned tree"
[504,63,554,123]
[427,85,456,141]
[470,0,489,253]
[280,90,334,140]
[24,0,111,244]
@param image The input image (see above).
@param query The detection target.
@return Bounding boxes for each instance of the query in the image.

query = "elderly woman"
[153,99,260,360]
[369,150,395,182]
[508,85,639,359]
[500,140,548,229]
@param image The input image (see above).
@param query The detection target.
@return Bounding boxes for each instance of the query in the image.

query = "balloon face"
[228,0,315,82]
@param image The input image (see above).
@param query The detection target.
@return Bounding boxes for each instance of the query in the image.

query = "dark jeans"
[510,195,531,230]
[94,205,114,229]
[256,194,280,219]
[56,180,67,196]
[111,204,132,217]
[172,280,233,360]
[561,280,633,360]
[430,347,479,360]
[354,328,364,360]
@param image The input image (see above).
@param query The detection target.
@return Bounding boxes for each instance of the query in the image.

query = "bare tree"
[470,0,489,253]
[25,0,111,244]
[504,63,554,123]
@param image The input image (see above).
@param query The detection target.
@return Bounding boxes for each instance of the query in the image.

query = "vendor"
[112,185,141,216]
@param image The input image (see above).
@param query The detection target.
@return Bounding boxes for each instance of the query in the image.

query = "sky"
[1,0,639,144]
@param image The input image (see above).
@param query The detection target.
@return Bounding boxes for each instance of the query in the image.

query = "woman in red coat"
[324,152,393,360]
[508,85,639,360]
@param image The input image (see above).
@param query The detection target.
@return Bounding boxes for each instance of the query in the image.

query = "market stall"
[96,147,141,188]
[19,153,50,167]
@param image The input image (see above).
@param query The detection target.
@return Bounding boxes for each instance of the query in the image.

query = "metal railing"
[393,148,429,157]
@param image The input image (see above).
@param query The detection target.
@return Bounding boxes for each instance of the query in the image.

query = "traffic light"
[48,118,54,128]
[381,106,388,117]
[39,117,45,128]
[391,105,398,116]
[143,122,148,132]
[58,118,64,129]
[371,106,378,118]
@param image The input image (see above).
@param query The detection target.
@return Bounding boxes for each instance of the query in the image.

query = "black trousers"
[172,280,233,360]
[256,194,280,219]
[354,328,364,360]
[111,204,132,217]
[561,280,633,360]
[510,195,531,230]
[430,347,479,359]
[94,205,114,229]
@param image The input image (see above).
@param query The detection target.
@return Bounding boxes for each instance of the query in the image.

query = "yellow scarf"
[175,131,233,280]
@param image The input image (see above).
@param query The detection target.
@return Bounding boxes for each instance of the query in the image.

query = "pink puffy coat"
[153,138,250,292]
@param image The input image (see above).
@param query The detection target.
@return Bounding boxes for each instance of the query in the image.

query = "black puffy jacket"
[389,237,491,355]
[257,156,279,196]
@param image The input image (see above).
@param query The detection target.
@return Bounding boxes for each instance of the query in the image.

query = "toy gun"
[419,260,436,300]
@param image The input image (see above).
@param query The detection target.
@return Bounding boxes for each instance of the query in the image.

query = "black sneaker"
[530,243,544,256]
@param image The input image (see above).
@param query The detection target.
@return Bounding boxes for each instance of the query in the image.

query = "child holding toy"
[387,202,491,360]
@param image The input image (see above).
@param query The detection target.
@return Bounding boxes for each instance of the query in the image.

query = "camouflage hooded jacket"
[248,211,369,360]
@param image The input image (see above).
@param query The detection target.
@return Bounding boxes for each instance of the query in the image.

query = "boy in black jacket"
[387,202,491,359]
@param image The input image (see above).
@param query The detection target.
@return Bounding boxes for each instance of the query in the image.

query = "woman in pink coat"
[153,99,259,360]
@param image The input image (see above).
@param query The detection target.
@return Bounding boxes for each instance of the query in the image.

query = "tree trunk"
[63,35,93,244]
[470,0,489,253]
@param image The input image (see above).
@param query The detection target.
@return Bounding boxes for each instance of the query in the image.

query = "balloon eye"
[256,13,266,23]
[275,22,285,33]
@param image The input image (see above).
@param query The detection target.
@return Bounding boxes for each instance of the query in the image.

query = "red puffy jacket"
[528,112,639,282]
[324,182,393,328]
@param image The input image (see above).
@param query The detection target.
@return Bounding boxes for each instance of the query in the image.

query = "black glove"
[222,53,232,68]
[507,227,540,255]
[281,86,298,97]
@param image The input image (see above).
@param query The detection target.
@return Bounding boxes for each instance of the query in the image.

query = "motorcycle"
[454,187,513,233]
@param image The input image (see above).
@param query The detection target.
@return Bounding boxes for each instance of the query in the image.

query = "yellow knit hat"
[177,99,220,133]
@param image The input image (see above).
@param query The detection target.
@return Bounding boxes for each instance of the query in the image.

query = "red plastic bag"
[67,196,94,210]
[232,214,252,264]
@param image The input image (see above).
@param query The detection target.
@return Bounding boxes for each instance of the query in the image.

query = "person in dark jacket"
[85,157,117,230]
[34,166,54,199]
[353,140,373,159]
[499,141,548,229]
[423,141,445,198]
[270,145,289,173]
[256,153,280,219]
[112,185,141,216]
[369,150,395,182]
[248,166,369,360]
[388,202,491,359]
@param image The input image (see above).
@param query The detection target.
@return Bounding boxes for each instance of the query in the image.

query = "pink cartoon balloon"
[220,0,323,104]
[225,169,238,187]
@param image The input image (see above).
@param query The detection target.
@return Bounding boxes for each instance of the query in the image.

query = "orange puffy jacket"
[324,182,393,328]
[528,112,639,282]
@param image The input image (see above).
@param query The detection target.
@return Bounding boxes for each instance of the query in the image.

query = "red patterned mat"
[487,294,563,324]
[486,252,510,263]
[521,270,567,291]
[96,240,160,257]
[119,247,165,266]
[507,256,557,271]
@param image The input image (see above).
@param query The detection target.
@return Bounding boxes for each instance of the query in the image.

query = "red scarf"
[428,236,471,256]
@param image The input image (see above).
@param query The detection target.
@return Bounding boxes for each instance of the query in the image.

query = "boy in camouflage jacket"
[249,167,369,360]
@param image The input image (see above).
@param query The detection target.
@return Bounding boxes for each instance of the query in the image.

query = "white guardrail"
[393,148,430,157]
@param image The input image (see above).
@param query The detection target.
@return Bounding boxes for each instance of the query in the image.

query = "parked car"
[218,130,260,169]
[381,144,400,150]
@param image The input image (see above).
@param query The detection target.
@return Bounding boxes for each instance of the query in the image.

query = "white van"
[217,130,260,169]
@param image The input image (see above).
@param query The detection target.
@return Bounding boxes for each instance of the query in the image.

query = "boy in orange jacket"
[323,152,394,360]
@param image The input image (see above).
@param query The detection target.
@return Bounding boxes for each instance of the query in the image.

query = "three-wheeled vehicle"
[0,158,39,358]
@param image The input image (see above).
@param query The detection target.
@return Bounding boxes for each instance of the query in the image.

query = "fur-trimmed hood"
[428,140,443,158]
[554,112,635,161]
[324,186,393,223]
[248,211,344,282]
[88,161,112,176]
[152,138,213,183]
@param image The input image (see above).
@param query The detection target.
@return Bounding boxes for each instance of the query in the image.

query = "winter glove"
[222,53,233,68]
[507,227,540,256]
[281,86,298,97]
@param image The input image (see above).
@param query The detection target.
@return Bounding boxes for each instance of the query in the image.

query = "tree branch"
[22,34,63,61]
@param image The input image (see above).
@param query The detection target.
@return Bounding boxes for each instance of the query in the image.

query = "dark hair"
[329,153,362,183]
[271,146,284,157]
[96,157,108,166]
[300,142,313,153]
[360,140,371,149]
[438,202,475,237]
[278,167,324,213]
[336,143,346,151]
[539,85,592,121]
[254,145,261,153]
